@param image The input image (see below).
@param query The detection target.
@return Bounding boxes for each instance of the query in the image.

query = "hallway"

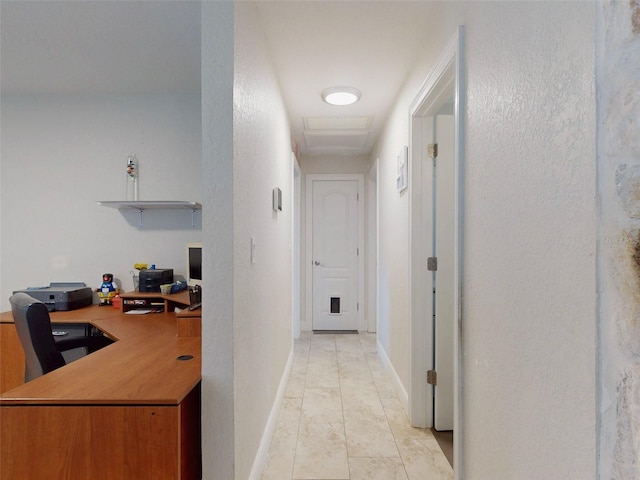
[261,332,452,480]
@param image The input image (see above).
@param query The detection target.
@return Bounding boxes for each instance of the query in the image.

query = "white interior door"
[433,112,455,431]
[309,177,360,331]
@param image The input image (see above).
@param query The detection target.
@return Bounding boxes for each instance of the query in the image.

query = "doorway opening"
[409,26,464,478]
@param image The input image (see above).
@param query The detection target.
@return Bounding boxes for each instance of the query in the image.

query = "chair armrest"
[55,335,113,352]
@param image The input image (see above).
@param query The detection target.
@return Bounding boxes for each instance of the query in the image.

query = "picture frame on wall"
[397,145,408,193]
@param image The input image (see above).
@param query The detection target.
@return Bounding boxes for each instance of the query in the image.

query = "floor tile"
[348,457,408,480]
[340,382,385,414]
[261,397,301,480]
[285,371,307,398]
[293,420,350,480]
[262,434,297,480]
[396,437,453,480]
[301,387,343,423]
[305,362,340,389]
[276,397,303,435]
[384,403,434,441]
[343,408,399,457]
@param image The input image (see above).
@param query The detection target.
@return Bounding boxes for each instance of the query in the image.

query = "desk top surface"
[0,306,201,406]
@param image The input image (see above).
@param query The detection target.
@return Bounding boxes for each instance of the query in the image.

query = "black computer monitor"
[186,242,202,287]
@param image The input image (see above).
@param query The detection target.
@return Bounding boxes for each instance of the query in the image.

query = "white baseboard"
[376,339,409,415]
[247,345,294,480]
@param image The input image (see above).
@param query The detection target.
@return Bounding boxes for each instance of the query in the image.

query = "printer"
[13,282,93,311]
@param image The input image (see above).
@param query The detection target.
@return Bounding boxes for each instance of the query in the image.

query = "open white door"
[433,112,455,431]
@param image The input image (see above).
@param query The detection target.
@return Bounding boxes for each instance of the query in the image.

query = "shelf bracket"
[137,208,198,228]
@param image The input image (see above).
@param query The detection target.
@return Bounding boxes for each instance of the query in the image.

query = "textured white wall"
[201,2,235,479]
[597,2,640,478]
[374,2,597,478]
[461,4,596,478]
[232,3,293,479]
[371,94,412,390]
[0,93,202,311]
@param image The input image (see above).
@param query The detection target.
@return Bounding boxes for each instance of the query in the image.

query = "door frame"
[305,173,365,332]
[408,25,464,478]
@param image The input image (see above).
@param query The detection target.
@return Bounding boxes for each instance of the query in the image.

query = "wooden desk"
[118,290,202,337]
[119,289,192,314]
[0,305,201,480]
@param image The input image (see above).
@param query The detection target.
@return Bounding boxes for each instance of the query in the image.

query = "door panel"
[434,113,455,431]
[311,179,359,331]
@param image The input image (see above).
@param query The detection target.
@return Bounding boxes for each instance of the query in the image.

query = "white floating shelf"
[97,201,202,228]
[97,201,201,210]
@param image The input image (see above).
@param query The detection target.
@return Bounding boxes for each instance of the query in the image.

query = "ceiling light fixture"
[321,87,361,106]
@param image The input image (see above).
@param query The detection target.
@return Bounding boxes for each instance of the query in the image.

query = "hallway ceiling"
[253,1,439,156]
[1,1,440,157]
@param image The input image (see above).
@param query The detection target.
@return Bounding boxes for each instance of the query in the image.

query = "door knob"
[314,261,320,266]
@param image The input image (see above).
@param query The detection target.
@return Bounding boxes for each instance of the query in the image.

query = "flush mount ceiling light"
[321,87,361,106]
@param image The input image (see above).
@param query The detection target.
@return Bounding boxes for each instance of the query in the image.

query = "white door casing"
[306,174,364,331]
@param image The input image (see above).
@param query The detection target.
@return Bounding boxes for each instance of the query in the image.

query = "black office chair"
[9,292,113,382]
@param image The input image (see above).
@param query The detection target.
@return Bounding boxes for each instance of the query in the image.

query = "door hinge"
[428,143,438,159]
[427,370,437,385]
[427,257,438,271]
[357,248,359,256]
[357,302,359,311]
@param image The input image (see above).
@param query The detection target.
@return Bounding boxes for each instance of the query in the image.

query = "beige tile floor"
[261,332,453,480]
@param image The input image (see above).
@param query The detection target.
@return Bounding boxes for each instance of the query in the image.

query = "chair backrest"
[9,292,65,382]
